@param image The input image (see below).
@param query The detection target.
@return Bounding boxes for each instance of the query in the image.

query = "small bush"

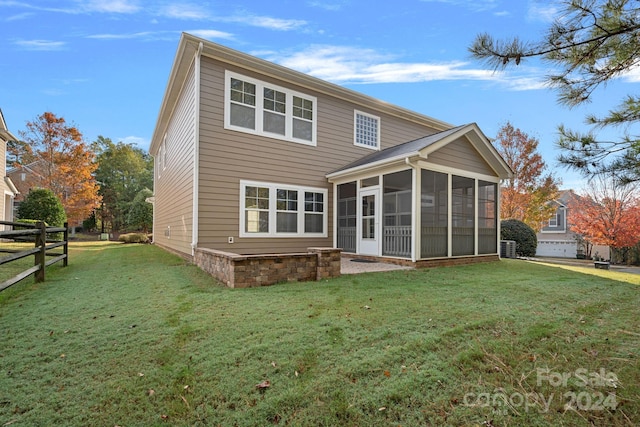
[118,233,150,244]
[501,219,537,257]
[17,188,66,227]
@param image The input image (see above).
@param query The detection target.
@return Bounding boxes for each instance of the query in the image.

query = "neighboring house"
[0,109,19,224]
[149,33,513,267]
[536,190,610,259]
[6,160,47,218]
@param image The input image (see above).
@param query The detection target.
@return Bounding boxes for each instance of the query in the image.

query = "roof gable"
[327,123,513,180]
[0,108,18,143]
[151,33,454,154]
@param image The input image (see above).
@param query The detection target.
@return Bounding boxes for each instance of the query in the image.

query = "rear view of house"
[150,34,512,285]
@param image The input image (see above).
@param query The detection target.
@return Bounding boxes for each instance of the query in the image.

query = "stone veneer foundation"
[194,247,342,288]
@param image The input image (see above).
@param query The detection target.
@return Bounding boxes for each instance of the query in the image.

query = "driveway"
[529,257,640,275]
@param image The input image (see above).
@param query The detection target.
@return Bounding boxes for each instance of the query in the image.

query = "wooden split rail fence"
[0,221,69,292]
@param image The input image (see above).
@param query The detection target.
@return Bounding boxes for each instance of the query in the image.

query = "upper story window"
[354,110,380,150]
[225,71,317,146]
[157,135,167,179]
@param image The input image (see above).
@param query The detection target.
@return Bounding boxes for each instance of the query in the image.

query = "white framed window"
[157,136,166,179]
[240,180,327,238]
[354,110,380,150]
[225,71,317,146]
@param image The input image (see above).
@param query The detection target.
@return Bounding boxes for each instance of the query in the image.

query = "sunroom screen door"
[358,189,379,255]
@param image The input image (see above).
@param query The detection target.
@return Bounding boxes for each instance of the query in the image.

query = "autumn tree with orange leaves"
[494,122,561,231]
[19,112,100,225]
[569,176,640,261]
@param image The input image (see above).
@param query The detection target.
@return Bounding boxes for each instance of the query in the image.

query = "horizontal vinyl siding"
[427,137,495,176]
[154,62,197,257]
[198,57,442,254]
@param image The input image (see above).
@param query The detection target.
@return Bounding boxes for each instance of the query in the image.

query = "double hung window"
[226,71,316,145]
[241,181,327,237]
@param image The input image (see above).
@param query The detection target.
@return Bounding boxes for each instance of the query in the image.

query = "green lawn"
[0,242,638,426]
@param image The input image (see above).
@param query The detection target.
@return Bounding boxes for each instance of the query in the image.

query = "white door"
[358,189,379,255]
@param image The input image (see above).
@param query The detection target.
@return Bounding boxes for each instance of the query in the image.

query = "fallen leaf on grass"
[255,380,270,389]
[383,370,391,377]
[148,389,155,396]
[181,395,190,409]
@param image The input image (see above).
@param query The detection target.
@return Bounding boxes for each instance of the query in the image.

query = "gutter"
[4,176,18,196]
[191,41,203,255]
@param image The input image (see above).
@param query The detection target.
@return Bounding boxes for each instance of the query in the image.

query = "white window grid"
[354,110,380,150]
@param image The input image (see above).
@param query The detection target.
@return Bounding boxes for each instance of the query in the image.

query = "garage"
[536,240,577,258]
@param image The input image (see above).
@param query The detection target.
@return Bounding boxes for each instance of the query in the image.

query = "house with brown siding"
[0,110,19,224]
[150,34,513,286]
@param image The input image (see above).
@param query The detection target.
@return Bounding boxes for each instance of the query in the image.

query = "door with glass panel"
[358,189,379,255]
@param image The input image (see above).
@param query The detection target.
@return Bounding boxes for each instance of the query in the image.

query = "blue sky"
[2,0,637,189]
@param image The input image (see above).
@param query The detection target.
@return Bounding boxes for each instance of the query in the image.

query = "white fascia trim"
[414,160,502,183]
[191,41,203,255]
[326,152,422,181]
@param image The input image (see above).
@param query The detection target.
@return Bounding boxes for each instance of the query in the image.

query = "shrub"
[501,219,537,257]
[127,188,153,233]
[118,233,150,244]
[17,189,66,227]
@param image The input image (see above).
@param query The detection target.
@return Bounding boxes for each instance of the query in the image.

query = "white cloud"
[5,11,32,21]
[420,0,499,12]
[1,0,140,14]
[221,14,307,31]
[87,29,232,41]
[87,31,157,40]
[188,29,234,41]
[307,1,345,11]
[79,0,140,14]
[158,3,209,20]
[14,39,66,50]
[527,2,559,22]
[620,65,640,83]
[121,136,149,150]
[266,45,547,91]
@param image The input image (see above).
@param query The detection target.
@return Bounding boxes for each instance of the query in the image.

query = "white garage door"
[536,241,577,258]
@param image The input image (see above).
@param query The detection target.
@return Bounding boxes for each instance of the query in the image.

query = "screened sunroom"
[327,124,512,262]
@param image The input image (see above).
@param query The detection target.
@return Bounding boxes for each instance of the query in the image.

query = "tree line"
[9,112,153,234]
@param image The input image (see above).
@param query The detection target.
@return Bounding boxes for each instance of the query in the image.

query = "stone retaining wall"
[195,247,342,288]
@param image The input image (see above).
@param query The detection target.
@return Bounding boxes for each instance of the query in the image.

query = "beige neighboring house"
[536,190,610,260]
[149,33,513,264]
[0,109,19,224]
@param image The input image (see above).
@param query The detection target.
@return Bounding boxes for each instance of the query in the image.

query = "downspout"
[405,157,420,262]
[191,41,203,256]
